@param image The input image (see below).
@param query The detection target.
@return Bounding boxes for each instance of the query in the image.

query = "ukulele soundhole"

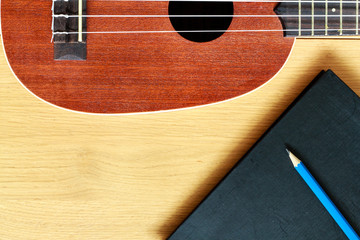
[168,1,234,42]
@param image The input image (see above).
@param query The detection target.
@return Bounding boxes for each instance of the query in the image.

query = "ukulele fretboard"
[275,0,359,36]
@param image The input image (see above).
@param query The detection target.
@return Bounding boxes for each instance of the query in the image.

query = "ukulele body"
[1,0,294,114]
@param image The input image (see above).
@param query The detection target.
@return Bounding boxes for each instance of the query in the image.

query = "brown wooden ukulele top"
[1,0,294,114]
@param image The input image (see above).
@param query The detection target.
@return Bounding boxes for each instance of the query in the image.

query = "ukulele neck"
[275,0,360,37]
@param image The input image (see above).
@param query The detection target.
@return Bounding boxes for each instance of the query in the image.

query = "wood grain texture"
[2,38,360,239]
[2,0,293,113]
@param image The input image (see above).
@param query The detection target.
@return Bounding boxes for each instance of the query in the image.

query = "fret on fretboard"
[275,0,360,37]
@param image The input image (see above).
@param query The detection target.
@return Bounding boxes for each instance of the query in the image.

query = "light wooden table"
[1,39,360,239]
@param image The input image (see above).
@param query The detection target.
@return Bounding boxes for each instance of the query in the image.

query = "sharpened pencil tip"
[286,148,301,167]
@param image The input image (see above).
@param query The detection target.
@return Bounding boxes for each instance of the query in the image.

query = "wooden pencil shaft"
[287,150,360,240]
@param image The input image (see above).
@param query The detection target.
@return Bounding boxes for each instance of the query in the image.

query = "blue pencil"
[286,149,360,240]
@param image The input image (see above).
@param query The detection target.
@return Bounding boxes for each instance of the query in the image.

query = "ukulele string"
[52,29,360,34]
[52,14,360,17]
[52,0,360,2]
[52,15,360,34]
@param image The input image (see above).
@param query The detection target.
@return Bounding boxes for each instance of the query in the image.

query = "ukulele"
[1,0,357,114]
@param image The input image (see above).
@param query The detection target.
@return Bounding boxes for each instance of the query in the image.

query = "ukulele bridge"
[52,0,87,60]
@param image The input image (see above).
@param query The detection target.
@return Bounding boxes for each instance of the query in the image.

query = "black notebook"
[168,70,360,240]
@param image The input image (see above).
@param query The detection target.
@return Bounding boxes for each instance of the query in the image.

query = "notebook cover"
[168,70,360,240]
